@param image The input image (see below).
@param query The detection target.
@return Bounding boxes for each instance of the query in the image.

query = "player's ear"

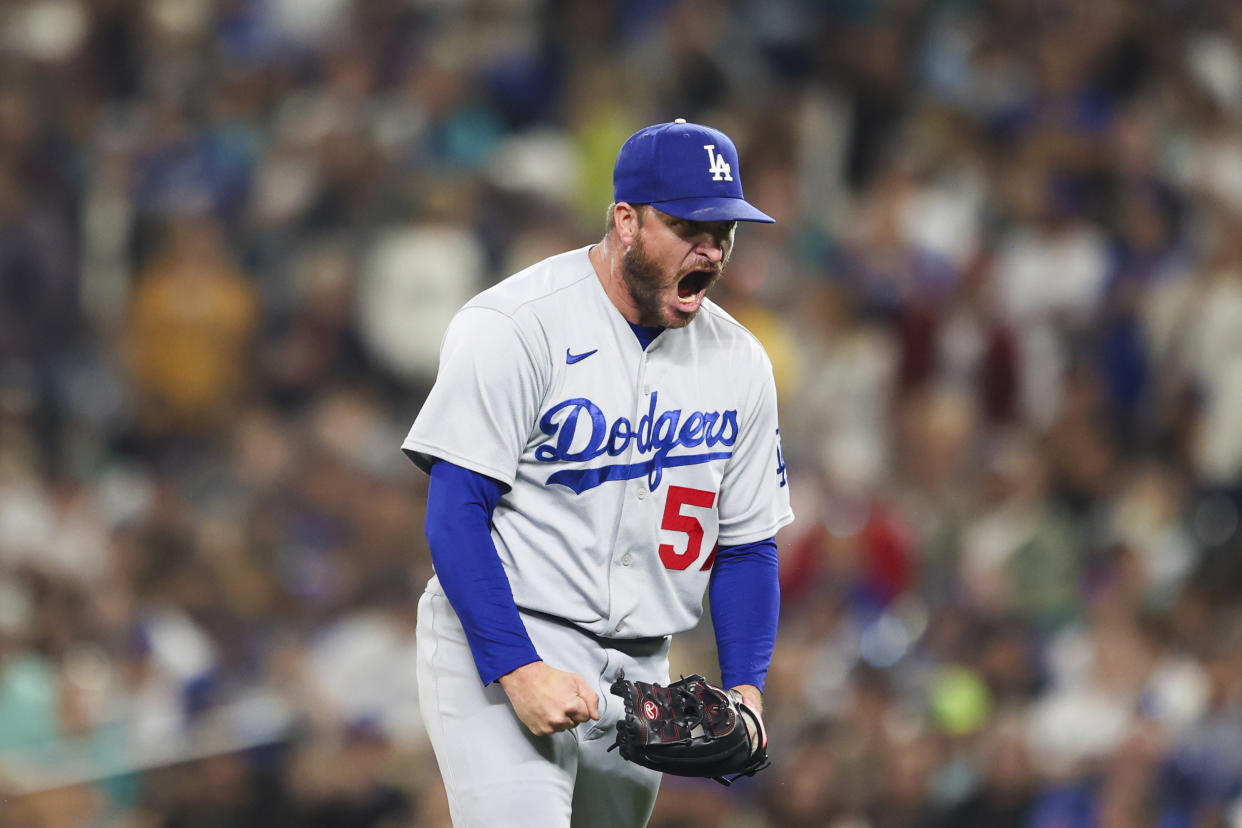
[614,202,643,246]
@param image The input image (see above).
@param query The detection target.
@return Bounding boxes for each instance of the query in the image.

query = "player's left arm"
[714,359,792,544]
[709,537,779,702]
[711,353,792,710]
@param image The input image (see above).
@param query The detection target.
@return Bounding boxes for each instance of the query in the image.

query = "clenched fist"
[499,661,600,736]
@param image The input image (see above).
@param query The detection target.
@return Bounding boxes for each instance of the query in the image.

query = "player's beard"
[621,232,717,329]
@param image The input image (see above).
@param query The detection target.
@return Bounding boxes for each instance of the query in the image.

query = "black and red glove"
[608,673,769,786]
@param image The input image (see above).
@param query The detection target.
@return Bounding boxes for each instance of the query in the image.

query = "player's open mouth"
[676,269,715,305]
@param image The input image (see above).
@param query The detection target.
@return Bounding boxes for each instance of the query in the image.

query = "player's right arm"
[409,307,599,734]
[424,461,599,734]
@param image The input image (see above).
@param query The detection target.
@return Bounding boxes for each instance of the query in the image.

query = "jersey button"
[621,553,633,566]
[636,487,647,501]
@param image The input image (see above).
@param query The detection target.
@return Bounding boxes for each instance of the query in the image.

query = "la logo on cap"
[704,145,733,181]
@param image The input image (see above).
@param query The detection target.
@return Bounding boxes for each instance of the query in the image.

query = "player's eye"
[667,217,735,248]
[703,223,735,248]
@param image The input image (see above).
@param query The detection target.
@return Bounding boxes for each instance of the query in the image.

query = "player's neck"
[589,238,645,326]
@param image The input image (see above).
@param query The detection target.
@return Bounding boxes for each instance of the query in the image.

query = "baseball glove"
[608,673,769,786]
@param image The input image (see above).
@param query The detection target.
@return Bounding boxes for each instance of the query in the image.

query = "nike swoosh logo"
[566,348,598,364]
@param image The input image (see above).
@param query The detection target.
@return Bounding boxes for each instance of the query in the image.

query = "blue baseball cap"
[613,119,775,224]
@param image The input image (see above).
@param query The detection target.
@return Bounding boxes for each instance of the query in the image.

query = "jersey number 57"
[658,486,717,571]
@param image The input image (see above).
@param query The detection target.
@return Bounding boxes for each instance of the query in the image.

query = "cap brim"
[649,196,775,224]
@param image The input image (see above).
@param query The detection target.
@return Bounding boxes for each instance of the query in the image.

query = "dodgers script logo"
[535,391,737,494]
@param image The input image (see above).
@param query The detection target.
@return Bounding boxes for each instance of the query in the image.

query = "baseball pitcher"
[403,119,794,827]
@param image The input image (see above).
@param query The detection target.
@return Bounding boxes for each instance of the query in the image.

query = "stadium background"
[3,0,1242,825]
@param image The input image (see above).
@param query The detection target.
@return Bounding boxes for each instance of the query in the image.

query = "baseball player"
[403,119,793,827]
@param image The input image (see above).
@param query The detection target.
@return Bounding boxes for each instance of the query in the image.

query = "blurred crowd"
[3,0,1242,825]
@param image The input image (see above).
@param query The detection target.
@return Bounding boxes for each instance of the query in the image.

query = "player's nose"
[694,237,725,265]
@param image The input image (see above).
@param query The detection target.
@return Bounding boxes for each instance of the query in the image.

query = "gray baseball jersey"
[403,245,793,639]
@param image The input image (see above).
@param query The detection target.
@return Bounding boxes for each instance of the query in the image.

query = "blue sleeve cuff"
[425,461,541,684]
[709,537,779,691]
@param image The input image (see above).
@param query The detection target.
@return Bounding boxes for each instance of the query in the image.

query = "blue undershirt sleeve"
[424,460,541,685]
[709,537,779,692]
